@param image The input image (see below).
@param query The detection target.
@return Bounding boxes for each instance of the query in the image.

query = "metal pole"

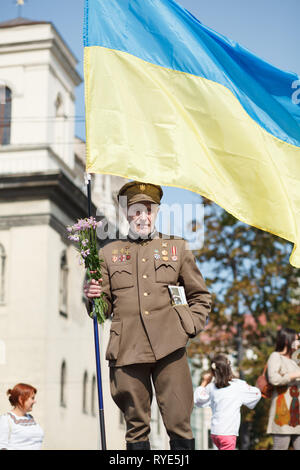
[86,173,107,450]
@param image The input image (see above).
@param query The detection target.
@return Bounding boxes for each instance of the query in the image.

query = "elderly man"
[84,181,211,450]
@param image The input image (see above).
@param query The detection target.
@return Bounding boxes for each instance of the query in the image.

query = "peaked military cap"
[118,181,163,206]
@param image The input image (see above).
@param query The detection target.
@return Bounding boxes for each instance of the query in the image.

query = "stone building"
[0,15,128,450]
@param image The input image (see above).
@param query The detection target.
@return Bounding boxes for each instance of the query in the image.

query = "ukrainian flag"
[84,0,300,268]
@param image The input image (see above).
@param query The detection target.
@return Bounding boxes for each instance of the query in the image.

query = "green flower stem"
[67,218,108,324]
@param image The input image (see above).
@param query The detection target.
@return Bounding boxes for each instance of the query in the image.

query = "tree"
[188,197,300,449]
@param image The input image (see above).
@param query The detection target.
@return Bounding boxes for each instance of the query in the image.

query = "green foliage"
[188,198,300,449]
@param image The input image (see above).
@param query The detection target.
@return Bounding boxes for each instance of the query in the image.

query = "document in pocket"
[168,285,188,305]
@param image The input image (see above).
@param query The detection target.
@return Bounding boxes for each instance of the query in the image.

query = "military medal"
[112,255,118,263]
[154,253,160,260]
[162,249,168,256]
[162,242,168,248]
[171,245,178,261]
[162,256,169,261]
[124,246,131,260]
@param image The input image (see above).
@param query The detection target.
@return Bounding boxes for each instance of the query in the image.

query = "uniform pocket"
[154,259,178,283]
[109,264,134,290]
[105,320,122,361]
[173,304,196,337]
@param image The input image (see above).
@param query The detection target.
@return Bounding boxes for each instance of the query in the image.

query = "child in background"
[194,354,261,450]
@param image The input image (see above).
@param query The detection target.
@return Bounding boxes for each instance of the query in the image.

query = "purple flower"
[68,234,79,242]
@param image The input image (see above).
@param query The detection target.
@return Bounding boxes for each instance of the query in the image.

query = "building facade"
[0,16,128,450]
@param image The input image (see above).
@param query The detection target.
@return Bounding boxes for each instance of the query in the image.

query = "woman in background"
[267,328,300,450]
[0,383,44,450]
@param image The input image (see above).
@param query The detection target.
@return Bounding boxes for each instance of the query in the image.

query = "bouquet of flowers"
[67,217,108,324]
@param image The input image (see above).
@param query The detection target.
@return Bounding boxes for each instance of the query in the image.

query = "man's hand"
[83,278,103,300]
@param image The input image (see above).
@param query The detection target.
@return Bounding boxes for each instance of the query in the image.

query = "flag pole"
[86,173,107,450]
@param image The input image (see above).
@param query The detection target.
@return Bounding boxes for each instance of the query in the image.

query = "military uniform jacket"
[88,234,211,367]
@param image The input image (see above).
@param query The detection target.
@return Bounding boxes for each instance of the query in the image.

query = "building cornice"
[0,171,98,239]
[0,27,82,86]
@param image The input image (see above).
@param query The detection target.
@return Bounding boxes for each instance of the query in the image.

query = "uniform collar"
[127,228,159,243]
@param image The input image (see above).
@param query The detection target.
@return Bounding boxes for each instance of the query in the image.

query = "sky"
[1,0,300,235]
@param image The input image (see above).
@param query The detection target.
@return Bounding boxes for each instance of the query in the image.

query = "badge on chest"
[153,243,178,262]
[111,246,131,262]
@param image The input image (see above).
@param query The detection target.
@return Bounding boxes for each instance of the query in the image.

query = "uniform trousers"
[109,348,194,443]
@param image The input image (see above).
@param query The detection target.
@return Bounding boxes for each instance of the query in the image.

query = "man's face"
[127,202,159,237]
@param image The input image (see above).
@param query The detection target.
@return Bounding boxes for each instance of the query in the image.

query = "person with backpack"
[194,354,261,450]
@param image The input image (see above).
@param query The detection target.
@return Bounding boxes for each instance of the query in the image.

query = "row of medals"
[111,242,178,263]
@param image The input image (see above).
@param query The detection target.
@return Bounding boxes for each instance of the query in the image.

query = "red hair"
[7,383,37,408]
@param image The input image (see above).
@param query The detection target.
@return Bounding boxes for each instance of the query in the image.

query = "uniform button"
[142,274,148,279]
[144,310,150,315]
[143,292,148,296]
[142,258,146,262]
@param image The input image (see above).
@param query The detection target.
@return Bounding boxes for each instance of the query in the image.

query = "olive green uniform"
[88,233,211,447]
[86,181,212,449]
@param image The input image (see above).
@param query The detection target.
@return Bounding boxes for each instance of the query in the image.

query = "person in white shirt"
[194,354,261,450]
[0,383,44,450]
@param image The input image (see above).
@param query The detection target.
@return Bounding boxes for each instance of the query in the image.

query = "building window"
[59,250,68,317]
[119,409,125,426]
[91,375,97,416]
[0,244,6,304]
[55,92,64,117]
[60,360,67,408]
[0,86,11,145]
[83,371,88,414]
[91,375,96,417]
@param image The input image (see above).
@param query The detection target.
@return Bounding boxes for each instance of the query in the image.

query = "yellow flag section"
[85,46,300,268]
